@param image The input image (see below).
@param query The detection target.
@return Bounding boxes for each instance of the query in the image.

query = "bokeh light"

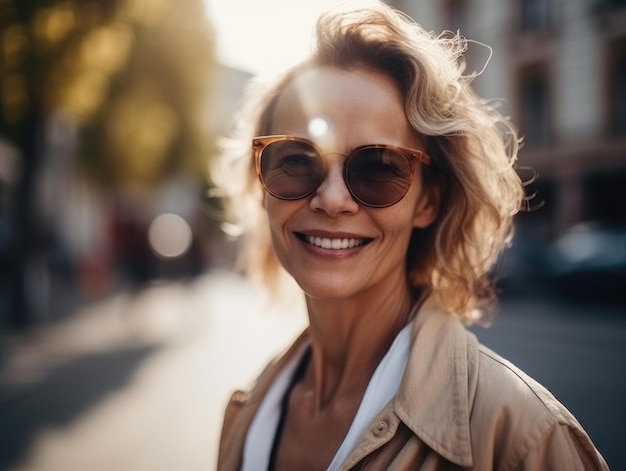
[308,117,329,137]
[148,213,193,259]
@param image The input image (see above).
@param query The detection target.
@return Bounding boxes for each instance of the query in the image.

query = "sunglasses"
[252,135,431,208]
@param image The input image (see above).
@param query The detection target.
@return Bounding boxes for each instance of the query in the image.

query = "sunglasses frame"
[252,135,431,208]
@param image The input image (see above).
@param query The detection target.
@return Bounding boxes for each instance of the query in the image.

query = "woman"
[213,2,609,470]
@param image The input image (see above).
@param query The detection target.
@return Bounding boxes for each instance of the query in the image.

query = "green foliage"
[0,0,217,187]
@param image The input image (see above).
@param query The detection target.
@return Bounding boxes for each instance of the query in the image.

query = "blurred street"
[1,1,625,470]
[0,269,307,471]
[0,270,624,471]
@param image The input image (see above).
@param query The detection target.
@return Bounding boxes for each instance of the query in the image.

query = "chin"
[296,277,362,301]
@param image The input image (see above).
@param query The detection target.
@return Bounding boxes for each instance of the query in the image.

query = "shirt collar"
[394,296,478,468]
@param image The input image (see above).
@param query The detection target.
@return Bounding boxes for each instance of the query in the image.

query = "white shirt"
[241,322,413,471]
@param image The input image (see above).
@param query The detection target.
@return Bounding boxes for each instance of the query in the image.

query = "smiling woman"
[205,0,339,74]
[211,2,609,470]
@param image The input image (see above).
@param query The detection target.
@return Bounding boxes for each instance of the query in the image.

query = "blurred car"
[545,222,626,304]
[491,230,551,295]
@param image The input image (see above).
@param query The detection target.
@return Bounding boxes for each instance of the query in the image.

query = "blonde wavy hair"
[211,1,525,323]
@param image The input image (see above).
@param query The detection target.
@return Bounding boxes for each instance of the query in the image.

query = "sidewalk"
[0,269,307,471]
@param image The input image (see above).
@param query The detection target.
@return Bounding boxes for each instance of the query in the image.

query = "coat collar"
[218,297,479,470]
[394,296,478,467]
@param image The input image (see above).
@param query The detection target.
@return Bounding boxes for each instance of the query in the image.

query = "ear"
[412,183,441,229]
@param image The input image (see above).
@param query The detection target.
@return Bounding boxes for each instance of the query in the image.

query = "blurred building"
[390,0,626,237]
[0,0,219,328]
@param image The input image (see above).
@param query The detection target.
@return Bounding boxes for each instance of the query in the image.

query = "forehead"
[270,66,415,149]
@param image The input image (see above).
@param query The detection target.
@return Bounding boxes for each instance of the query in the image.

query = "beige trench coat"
[218,297,610,470]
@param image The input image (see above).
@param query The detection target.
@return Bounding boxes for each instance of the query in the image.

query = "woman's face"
[264,66,438,300]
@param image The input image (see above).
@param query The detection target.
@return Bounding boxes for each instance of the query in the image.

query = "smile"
[303,234,368,250]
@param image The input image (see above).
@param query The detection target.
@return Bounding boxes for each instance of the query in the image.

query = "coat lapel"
[394,297,477,468]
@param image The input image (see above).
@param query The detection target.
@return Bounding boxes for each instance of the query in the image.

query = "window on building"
[520,0,554,32]
[518,64,552,146]
[607,0,626,9]
[445,0,469,34]
[592,0,626,16]
[442,0,487,78]
[608,37,626,137]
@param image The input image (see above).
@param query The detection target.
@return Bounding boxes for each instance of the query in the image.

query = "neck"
[302,283,417,410]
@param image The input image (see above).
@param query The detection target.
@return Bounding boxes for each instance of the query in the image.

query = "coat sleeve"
[217,390,248,471]
[514,422,610,471]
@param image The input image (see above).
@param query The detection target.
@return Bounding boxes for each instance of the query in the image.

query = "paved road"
[0,270,307,471]
[0,271,623,470]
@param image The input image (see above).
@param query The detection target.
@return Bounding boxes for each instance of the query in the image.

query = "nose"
[309,158,360,216]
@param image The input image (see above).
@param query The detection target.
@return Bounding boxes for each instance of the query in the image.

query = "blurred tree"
[0,0,216,328]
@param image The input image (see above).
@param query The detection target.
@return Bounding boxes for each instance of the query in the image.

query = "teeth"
[305,235,364,249]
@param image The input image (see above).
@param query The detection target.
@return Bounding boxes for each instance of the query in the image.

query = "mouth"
[296,233,371,250]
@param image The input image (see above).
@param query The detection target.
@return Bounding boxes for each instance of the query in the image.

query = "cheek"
[264,198,299,244]
[264,199,282,239]
[265,196,286,225]
[264,194,283,222]
[373,209,417,245]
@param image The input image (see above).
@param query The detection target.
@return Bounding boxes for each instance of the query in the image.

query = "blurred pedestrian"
[212,2,609,470]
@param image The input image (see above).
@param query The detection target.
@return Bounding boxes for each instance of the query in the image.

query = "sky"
[204,0,341,75]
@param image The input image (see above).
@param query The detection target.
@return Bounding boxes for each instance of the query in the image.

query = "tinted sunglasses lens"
[260,140,324,199]
[347,148,412,207]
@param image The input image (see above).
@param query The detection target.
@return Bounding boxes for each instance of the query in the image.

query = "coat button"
[373,420,388,436]
[231,390,248,403]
